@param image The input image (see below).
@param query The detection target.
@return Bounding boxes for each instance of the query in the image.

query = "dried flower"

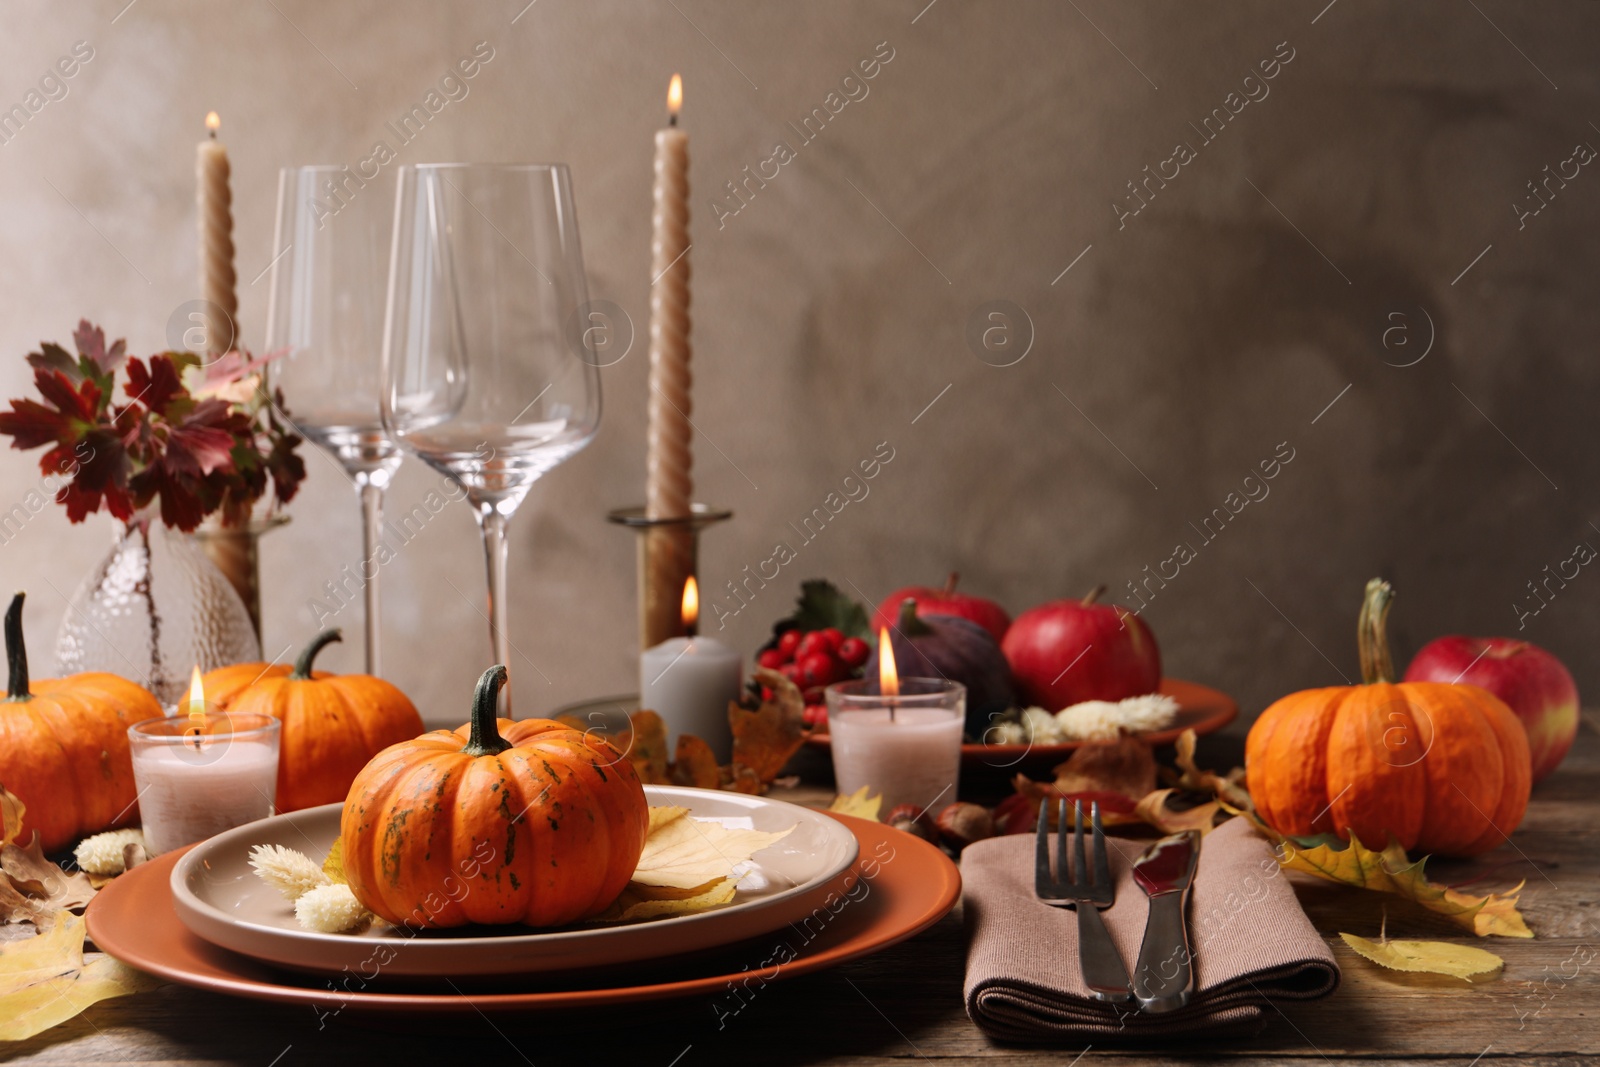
[72,829,147,876]
[248,843,329,901]
[294,884,371,933]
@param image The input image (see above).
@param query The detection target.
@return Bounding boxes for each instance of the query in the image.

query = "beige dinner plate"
[170,785,858,979]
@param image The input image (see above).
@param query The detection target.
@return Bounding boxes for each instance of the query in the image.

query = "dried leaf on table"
[1170,729,1253,811]
[729,668,806,784]
[616,710,671,785]
[670,734,722,790]
[1,838,95,912]
[1275,830,1532,938]
[0,785,24,848]
[631,805,795,889]
[0,910,158,1040]
[1134,789,1225,835]
[1340,932,1504,979]
[1051,732,1158,800]
[829,786,883,821]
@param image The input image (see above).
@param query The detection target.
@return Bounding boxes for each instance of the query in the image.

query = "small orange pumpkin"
[203,630,423,814]
[1246,579,1532,857]
[341,665,648,928]
[0,593,161,852]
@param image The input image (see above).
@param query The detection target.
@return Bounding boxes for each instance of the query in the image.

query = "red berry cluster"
[758,627,870,726]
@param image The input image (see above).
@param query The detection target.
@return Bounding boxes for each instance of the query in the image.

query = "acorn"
[935,802,996,851]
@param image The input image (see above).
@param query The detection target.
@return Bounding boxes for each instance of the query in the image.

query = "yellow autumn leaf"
[631,806,795,889]
[322,838,347,886]
[0,911,158,1040]
[828,786,882,821]
[1278,831,1531,938]
[1340,933,1504,980]
[591,878,739,923]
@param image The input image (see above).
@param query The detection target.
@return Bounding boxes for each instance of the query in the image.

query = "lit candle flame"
[878,626,899,698]
[681,575,699,636]
[185,665,206,744]
[667,74,683,121]
[205,111,221,137]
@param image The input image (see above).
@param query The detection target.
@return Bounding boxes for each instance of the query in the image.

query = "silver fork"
[1035,799,1132,1003]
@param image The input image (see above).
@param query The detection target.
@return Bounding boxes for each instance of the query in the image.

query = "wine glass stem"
[478,507,512,701]
[357,479,385,676]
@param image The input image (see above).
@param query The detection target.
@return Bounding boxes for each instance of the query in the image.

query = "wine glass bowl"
[267,165,402,673]
[382,163,601,680]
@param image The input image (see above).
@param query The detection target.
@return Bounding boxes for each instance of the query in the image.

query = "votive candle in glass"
[826,676,965,816]
[129,711,280,854]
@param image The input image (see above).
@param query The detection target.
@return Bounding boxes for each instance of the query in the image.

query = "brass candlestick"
[608,503,730,650]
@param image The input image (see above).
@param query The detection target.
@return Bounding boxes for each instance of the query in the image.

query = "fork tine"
[1035,796,1052,889]
[1072,801,1088,887]
[1091,801,1110,888]
[1056,799,1069,883]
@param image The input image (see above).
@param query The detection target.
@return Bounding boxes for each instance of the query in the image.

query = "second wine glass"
[267,165,402,674]
[381,163,601,706]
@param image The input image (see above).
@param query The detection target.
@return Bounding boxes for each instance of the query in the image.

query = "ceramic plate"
[168,786,857,978]
[88,813,958,1014]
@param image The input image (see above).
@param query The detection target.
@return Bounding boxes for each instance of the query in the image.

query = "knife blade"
[1129,829,1201,1013]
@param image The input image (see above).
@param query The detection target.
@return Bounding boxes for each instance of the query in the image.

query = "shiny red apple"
[1001,587,1161,709]
[1403,636,1577,783]
[873,572,1010,643]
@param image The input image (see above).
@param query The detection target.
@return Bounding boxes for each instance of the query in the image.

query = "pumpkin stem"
[896,598,934,637]
[463,665,513,757]
[4,593,28,703]
[291,629,343,680]
[1082,585,1107,607]
[1357,578,1397,685]
[942,572,960,596]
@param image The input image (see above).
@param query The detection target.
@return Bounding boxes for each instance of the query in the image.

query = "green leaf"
[779,580,871,640]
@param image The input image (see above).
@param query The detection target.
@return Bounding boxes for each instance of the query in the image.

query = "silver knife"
[1129,830,1201,1013]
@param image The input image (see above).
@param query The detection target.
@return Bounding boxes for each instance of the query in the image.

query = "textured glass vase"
[55,519,262,706]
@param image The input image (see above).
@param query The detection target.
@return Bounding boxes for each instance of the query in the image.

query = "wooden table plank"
[6,722,1596,1064]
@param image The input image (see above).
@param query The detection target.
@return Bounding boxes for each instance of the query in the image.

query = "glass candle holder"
[825,679,965,815]
[129,712,281,855]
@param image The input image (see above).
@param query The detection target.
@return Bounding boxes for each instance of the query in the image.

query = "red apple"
[1001,586,1160,709]
[1403,636,1577,783]
[873,572,1011,643]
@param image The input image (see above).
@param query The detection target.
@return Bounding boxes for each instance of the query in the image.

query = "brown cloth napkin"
[963,816,1338,1043]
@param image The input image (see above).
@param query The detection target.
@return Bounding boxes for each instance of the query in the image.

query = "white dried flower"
[249,843,330,901]
[74,829,147,875]
[987,720,1028,745]
[1020,706,1063,744]
[1054,693,1180,741]
[294,883,371,933]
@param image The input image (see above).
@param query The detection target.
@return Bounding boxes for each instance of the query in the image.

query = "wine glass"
[381,163,601,702]
[267,165,402,675]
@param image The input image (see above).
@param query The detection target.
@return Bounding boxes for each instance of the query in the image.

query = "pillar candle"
[197,111,238,354]
[639,576,740,760]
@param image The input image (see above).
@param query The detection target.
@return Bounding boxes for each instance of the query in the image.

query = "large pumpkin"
[1246,579,1531,857]
[0,593,160,853]
[340,665,648,928]
[203,630,423,813]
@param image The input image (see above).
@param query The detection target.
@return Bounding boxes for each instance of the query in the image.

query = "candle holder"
[825,678,965,814]
[128,711,280,855]
[607,503,731,651]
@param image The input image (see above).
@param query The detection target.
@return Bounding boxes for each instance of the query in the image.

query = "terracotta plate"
[86,813,958,1015]
[166,786,857,978]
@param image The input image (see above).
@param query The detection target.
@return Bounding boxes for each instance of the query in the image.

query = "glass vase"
[55,519,262,707]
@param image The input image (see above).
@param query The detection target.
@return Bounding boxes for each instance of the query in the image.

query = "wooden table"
[9,721,1597,1065]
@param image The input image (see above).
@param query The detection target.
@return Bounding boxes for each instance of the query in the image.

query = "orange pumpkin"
[203,630,423,814]
[0,593,160,853]
[341,665,648,928]
[1246,579,1531,857]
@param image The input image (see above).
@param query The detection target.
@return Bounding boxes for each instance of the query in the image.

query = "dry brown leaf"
[1,839,94,911]
[729,668,806,784]
[1171,729,1253,811]
[670,734,721,789]
[616,710,671,785]
[1340,932,1504,979]
[0,910,158,1040]
[1133,788,1224,836]
[1051,733,1158,799]
[0,785,23,848]
[631,806,795,889]
[1275,830,1532,938]
[828,786,883,821]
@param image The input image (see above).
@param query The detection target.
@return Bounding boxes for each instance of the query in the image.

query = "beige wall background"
[0,1,1595,728]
